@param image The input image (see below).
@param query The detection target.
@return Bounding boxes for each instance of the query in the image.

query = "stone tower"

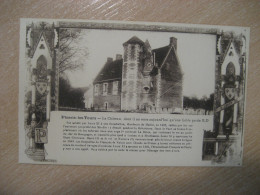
[121,36,144,111]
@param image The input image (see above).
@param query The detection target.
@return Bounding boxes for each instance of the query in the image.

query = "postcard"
[19,18,249,166]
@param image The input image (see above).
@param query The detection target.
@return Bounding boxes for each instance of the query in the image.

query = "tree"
[183,93,214,111]
[205,93,214,111]
[57,29,89,110]
[59,76,86,109]
[58,28,88,74]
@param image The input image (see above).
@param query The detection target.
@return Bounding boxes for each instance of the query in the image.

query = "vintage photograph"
[58,28,215,115]
[19,19,248,165]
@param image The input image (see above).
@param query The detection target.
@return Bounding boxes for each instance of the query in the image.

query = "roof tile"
[94,59,123,83]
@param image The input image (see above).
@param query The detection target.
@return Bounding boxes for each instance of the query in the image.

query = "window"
[36,55,47,80]
[124,47,127,60]
[112,81,119,95]
[104,102,108,110]
[103,83,108,95]
[143,86,150,93]
[94,84,99,96]
[226,62,235,76]
[130,45,135,60]
[150,81,154,88]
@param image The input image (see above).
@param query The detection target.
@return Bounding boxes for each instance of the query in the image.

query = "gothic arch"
[226,62,235,76]
[36,55,47,80]
[221,42,240,76]
[37,55,47,67]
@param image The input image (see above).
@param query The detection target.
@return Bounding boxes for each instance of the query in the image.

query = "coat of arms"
[36,82,47,95]
[225,88,236,100]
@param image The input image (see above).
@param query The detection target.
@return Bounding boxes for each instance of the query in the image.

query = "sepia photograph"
[58,28,215,115]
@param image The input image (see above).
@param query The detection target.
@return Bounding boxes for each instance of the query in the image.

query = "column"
[219,81,225,135]
[46,71,51,121]
[31,73,36,105]
[215,142,219,155]
[156,69,161,113]
[233,81,239,134]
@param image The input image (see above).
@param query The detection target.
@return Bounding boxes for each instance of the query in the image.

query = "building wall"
[156,48,183,113]
[94,38,183,113]
[93,94,121,111]
[136,67,157,112]
[93,80,121,111]
[159,79,183,113]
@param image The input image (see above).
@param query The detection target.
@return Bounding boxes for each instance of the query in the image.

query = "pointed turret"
[123,36,144,46]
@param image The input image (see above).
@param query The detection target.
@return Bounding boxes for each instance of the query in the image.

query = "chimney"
[169,37,177,50]
[116,54,122,60]
[107,57,113,62]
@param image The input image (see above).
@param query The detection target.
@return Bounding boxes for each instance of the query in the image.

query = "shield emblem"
[225,88,236,100]
[36,82,47,95]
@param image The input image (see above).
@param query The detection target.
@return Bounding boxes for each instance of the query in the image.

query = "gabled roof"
[221,39,241,64]
[93,59,123,83]
[29,24,55,58]
[123,36,144,46]
[152,45,171,67]
[31,32,52,58]
[151,44,182,81]
[219,34,243,60]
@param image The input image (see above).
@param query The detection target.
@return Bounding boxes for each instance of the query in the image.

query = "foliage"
[58,28,88,74]
[183,93,214,111]
[25,91,47,125]
[59,76,86,109]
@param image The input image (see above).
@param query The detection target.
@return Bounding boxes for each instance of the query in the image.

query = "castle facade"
[93,36,183,113]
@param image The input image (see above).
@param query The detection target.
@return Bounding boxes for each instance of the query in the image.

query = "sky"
[66,29,216,98]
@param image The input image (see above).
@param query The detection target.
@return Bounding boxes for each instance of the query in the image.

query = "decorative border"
[20,19,249,165]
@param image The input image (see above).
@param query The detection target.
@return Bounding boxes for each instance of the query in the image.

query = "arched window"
[226,62,236,85]
[130,45,135,60]
[104,102,108,110]
[36,55,47,80]
[226,62,235,76]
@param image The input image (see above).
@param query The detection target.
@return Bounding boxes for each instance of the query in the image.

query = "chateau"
[92,36,183,113]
